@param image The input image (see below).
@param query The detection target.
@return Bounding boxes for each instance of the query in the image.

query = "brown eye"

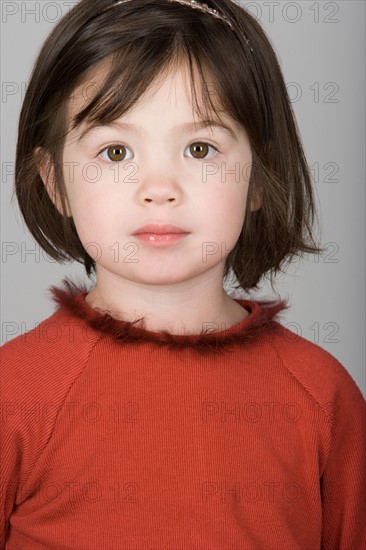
[189,142,209,159]
[105,145,127,162]
[188,142,218,160]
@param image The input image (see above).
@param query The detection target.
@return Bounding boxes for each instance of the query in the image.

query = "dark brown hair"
[14,0,323,292]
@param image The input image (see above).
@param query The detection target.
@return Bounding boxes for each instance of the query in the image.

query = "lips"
[132,224,188,235]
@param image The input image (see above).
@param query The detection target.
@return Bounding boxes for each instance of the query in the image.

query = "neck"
[85,266,249,335]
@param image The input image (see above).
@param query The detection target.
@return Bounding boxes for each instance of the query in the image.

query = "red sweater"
[1,277,365,549]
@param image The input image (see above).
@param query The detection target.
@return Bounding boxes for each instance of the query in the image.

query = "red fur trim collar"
[48,277,289,354]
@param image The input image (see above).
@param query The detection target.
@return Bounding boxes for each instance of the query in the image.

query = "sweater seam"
[21,332,104,492]
[267,337,334,473]
[267,337,334,423]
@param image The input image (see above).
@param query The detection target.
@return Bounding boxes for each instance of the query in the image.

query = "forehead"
[66,56,226,133]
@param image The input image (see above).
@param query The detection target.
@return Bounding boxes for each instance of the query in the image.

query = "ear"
[249,186,262,212]
[34,147,72,217]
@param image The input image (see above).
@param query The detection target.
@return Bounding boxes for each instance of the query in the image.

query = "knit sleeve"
[268,325,366,549]
[320,365,366,549]
[0,312,101,549]
[0,337,57,548]
[0,383,22,549]
[0,344,27,548]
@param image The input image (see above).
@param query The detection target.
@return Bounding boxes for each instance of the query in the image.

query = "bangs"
[67,28,252,141]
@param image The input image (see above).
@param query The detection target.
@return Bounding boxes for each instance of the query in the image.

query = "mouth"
[132,224,188,236]
[132,232,189,247]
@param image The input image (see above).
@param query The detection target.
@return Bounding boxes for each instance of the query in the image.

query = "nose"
[136,172,183,205]
[144,196,175,203]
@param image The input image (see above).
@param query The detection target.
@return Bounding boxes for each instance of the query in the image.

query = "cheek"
[220,194,247,241]
[205,179,248,225]
[64,181,108,242]
[197,192,246,258]
[73,199,113,235]
[64,163,108,215]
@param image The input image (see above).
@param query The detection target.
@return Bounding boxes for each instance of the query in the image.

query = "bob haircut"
[14,0,323,292]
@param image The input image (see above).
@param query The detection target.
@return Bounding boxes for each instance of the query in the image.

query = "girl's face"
[58,62,256,287]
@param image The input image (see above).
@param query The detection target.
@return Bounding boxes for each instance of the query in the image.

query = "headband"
[101,0,254,52]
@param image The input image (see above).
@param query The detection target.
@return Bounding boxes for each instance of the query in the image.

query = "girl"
[1,0,365,548]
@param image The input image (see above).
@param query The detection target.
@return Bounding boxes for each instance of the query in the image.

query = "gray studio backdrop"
[1,1,365,397]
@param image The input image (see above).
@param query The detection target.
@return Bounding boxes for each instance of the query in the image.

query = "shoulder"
[0,304,104,501]
[1,306,102,402]
[266,321,365,417]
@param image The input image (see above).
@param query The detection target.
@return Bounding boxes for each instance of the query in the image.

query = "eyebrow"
[77,119,238,142]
